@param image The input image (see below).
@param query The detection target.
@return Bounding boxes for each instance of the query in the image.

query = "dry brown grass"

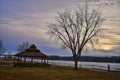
[0,59,13,65]
[0,60,120,80]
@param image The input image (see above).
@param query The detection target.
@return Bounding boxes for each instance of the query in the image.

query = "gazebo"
[14,44,48,67]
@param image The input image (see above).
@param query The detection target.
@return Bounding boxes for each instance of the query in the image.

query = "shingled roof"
[14,44,48,58]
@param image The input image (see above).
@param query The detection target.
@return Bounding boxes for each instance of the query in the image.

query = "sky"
[0,0,120,56]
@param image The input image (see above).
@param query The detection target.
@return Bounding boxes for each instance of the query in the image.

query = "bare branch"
[16,41,31,52]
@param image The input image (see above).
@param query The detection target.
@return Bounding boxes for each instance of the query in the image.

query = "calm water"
[49,60,120,71]
[19,58,120,71]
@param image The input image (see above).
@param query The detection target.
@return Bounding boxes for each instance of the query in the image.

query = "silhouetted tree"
[16,41,31,52]
[47,4,104,69]
[0,40,5,56]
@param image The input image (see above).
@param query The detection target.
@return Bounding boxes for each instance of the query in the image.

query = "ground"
[0,60,120,80]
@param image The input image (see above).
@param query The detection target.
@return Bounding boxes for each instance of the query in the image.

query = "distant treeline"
[48,56,120,63]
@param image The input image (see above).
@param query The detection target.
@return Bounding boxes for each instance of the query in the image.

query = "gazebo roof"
[14,44,48,58]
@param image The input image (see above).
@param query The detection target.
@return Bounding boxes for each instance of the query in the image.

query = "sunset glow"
[102,45,112,51]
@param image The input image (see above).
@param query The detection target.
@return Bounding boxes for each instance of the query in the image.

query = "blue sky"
[0,0,120,56]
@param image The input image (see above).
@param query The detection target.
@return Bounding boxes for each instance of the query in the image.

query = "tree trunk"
[74,59,78,70]
[73,52,81,70]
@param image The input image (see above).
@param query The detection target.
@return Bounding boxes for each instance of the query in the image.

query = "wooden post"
[18,57,19,65]
[37,57,38,63]
[31,57,33,65]
[47,58,48,64]
[13,56,16,67]
[41,58,43,63]
[24,57,26,63]
[20,57,22,64]
[44,58,45,64]
[108,65,110,71]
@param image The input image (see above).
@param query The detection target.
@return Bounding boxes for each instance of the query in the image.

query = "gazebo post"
[31,57,33,65]
[19,57,21,65]
[37,57,38,63]
[18,56,19,65]
[41,58,43,63]
[24,57,27,63]
[47,58,48,64]
[20,57,22,64]
[13,56,16,67]
[44,58,45,64]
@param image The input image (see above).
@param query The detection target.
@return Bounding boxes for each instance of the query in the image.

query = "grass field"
[0,60,120,80]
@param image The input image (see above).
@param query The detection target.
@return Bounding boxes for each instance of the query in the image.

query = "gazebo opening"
[14,44,48,67]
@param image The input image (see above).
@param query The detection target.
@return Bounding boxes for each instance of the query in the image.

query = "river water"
[16,58,120,71]
[48,60,120,71]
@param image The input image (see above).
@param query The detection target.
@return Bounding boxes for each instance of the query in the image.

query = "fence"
[48,60,120,72]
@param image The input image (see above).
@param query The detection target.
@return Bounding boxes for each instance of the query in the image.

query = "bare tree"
[47,4,104,69]
[0,40,5,56]
[16,41,31,52]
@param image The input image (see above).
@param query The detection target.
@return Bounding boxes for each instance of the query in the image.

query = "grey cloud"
[1,0,120,56]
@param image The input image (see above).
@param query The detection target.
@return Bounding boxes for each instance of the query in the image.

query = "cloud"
[0,0,120,56]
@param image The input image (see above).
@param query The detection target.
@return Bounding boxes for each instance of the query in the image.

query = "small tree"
[47,4,104,69]
[16,41,31,52]
[0,40,5,56]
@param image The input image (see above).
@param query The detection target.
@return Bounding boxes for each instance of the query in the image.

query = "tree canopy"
[47,4,104,69]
